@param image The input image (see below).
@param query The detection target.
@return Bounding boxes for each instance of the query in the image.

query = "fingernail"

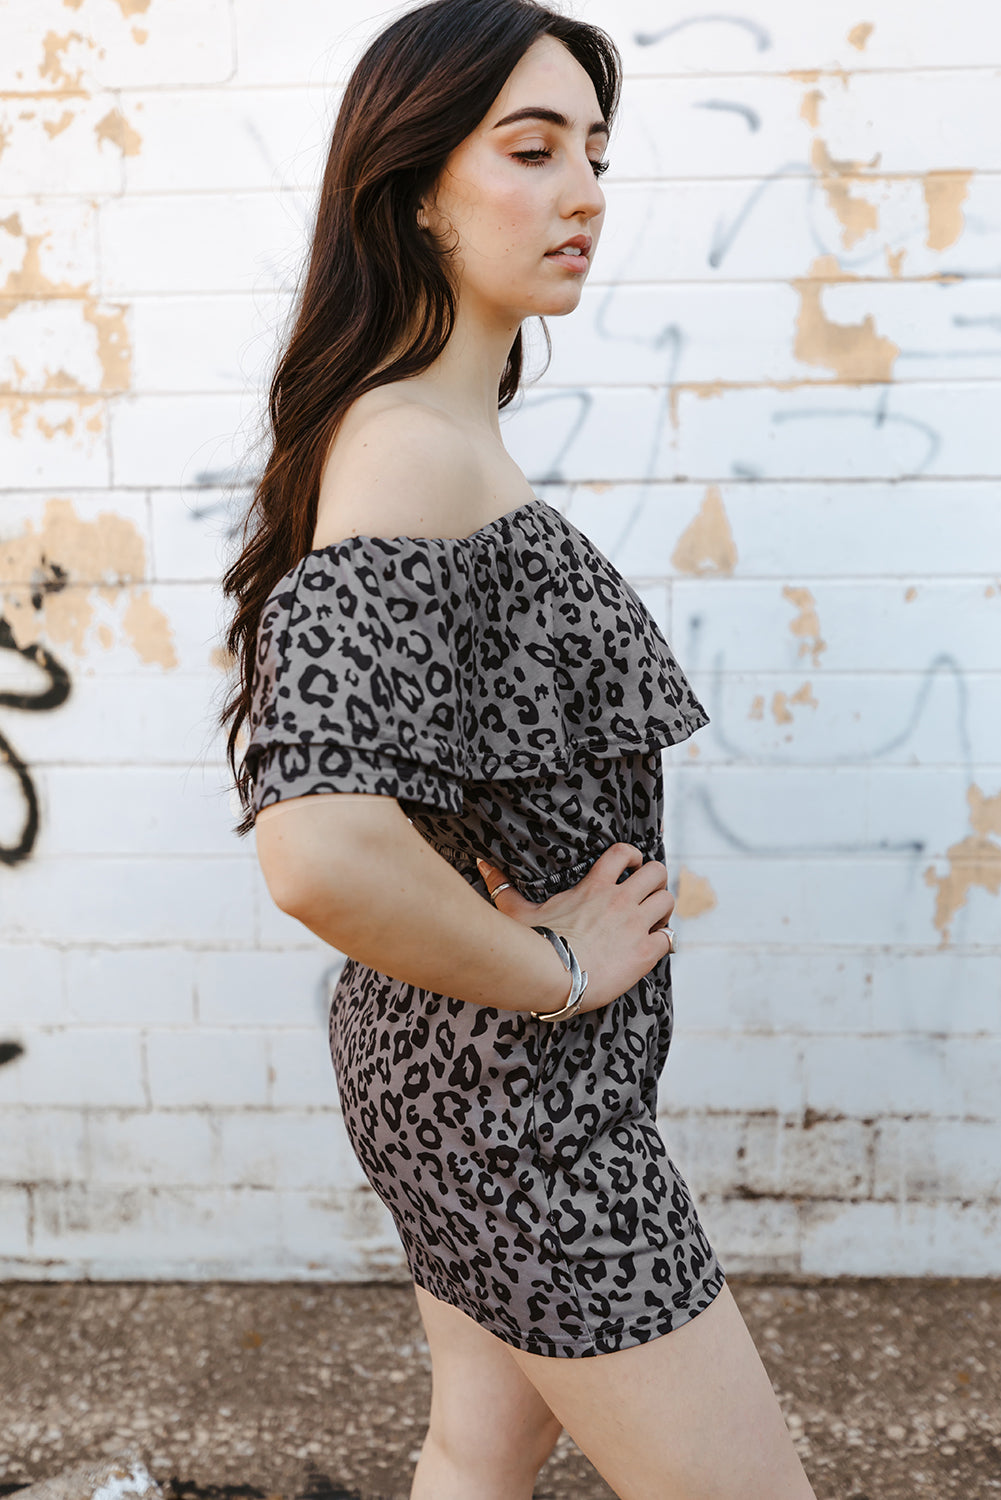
[476,858,488,874]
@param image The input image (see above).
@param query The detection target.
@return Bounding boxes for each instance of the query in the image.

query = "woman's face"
[424,35,609,323]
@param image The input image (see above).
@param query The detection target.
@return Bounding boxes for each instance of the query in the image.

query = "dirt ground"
[1,1278,999,1500]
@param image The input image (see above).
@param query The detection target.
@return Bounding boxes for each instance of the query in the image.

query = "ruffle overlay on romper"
[244,496,708,811]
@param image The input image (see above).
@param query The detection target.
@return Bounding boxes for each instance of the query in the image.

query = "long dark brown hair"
[220,0,622,834]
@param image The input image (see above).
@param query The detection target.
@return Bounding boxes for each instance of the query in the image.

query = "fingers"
[476,858,507,900]
[641,887,675,933]
[640,883,675,922]
[476,858,535,917]
[589,841,646,884]
[592,846,669,905]
[642,912,676,955]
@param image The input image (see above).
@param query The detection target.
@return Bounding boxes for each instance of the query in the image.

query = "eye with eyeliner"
[512,148,610,177]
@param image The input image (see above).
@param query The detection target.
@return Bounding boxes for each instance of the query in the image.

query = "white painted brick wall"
[1,0,998,1280]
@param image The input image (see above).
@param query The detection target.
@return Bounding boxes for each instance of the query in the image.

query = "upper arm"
[255,792,409,915]
[314,401,481,547]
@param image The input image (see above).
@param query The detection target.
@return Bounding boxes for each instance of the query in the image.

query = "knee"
[427,1405,562,1480]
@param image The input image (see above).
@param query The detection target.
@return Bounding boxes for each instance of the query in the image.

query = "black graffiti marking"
[188,492,244,535]
[634,15,771,53]
[693,100,761,132]
[0,1041,25,1067]
[709,160,813,269]
[27,559,70,611]
[898,346,1001,364]
[664,616,976,866]
[690,782,926,858]
[518,389,595,484]
[769,403,942,477]
[895,301,1001,363]
[0,616,72,867]
[953,315,1001,332]
[703,650,975,776]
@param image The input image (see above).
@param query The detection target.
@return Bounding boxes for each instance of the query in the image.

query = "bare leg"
[507,1281,817,1500]
[410,1282,563,1500]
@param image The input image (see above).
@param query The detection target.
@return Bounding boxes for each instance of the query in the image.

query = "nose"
[565,150,605,224]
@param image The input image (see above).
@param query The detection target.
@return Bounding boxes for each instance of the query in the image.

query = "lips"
[546,233,592,259]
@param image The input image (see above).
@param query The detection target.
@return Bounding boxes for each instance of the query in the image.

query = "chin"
[529,281,586,311]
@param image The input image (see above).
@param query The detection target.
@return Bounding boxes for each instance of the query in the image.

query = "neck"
[408,294,523,438]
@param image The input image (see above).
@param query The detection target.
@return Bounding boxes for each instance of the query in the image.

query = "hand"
[476,843,675,1015]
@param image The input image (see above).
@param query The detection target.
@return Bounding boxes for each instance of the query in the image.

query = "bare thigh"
[507,1282,817,1500]
[411,1283,562,1500]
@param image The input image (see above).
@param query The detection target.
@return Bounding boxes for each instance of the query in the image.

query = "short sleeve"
[243,538,467,819]
[250,742,463,816]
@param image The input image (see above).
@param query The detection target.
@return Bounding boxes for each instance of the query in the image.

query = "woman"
[221,2,817,1496]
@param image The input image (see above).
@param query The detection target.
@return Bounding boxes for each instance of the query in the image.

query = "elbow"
[257,843,358,930]
[259,858,305,918]
[264,867,311,920]
[256,844,324,921]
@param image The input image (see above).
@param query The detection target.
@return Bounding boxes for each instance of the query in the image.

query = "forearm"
[257,797,570,1014]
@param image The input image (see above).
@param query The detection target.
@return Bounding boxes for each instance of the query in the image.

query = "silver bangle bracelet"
[529,925,589,1021]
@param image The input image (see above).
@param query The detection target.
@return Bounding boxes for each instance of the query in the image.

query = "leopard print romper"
[246,496,725,1357]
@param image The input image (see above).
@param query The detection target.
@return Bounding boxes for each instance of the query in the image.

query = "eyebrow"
[491,106,610,140]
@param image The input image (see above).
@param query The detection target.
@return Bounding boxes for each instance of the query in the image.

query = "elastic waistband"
[418,826,666,903]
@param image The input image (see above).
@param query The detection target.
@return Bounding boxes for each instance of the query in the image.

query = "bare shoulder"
[313,392,481,547]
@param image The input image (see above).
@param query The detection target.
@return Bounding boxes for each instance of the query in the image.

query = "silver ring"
[663,926,675,954]
[489,882,512,903]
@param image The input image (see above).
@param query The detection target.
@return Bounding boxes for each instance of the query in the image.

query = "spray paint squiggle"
[0,616,71,866]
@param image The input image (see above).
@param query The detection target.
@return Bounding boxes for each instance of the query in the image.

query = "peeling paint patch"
[210,645,237,672]
[905,586,917,602]
[847,22,874,50]
[771,683,818,725]
[793,258,899,383]
[114,0,153,15]
[885,247,906,278]
[94,108,142,157]
[37,410,76,439]
[42,109,76,139]
[131,27,149,44]
[748,695,764,721]
[0,216,131,394]
[810,139,881,249]
[800,88,823,130]
[675,867,717,920]
[970,786,1001,839]
[0,391,105,445]
[782,586,826,667]
[0,499,176,669]
[923,170,972,251]
[0,214,91,299]
[80,299,132,390]
[40,31,94,90]
[122,591,178,669]
[671,486,737,576]
[924,785,1001,946]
